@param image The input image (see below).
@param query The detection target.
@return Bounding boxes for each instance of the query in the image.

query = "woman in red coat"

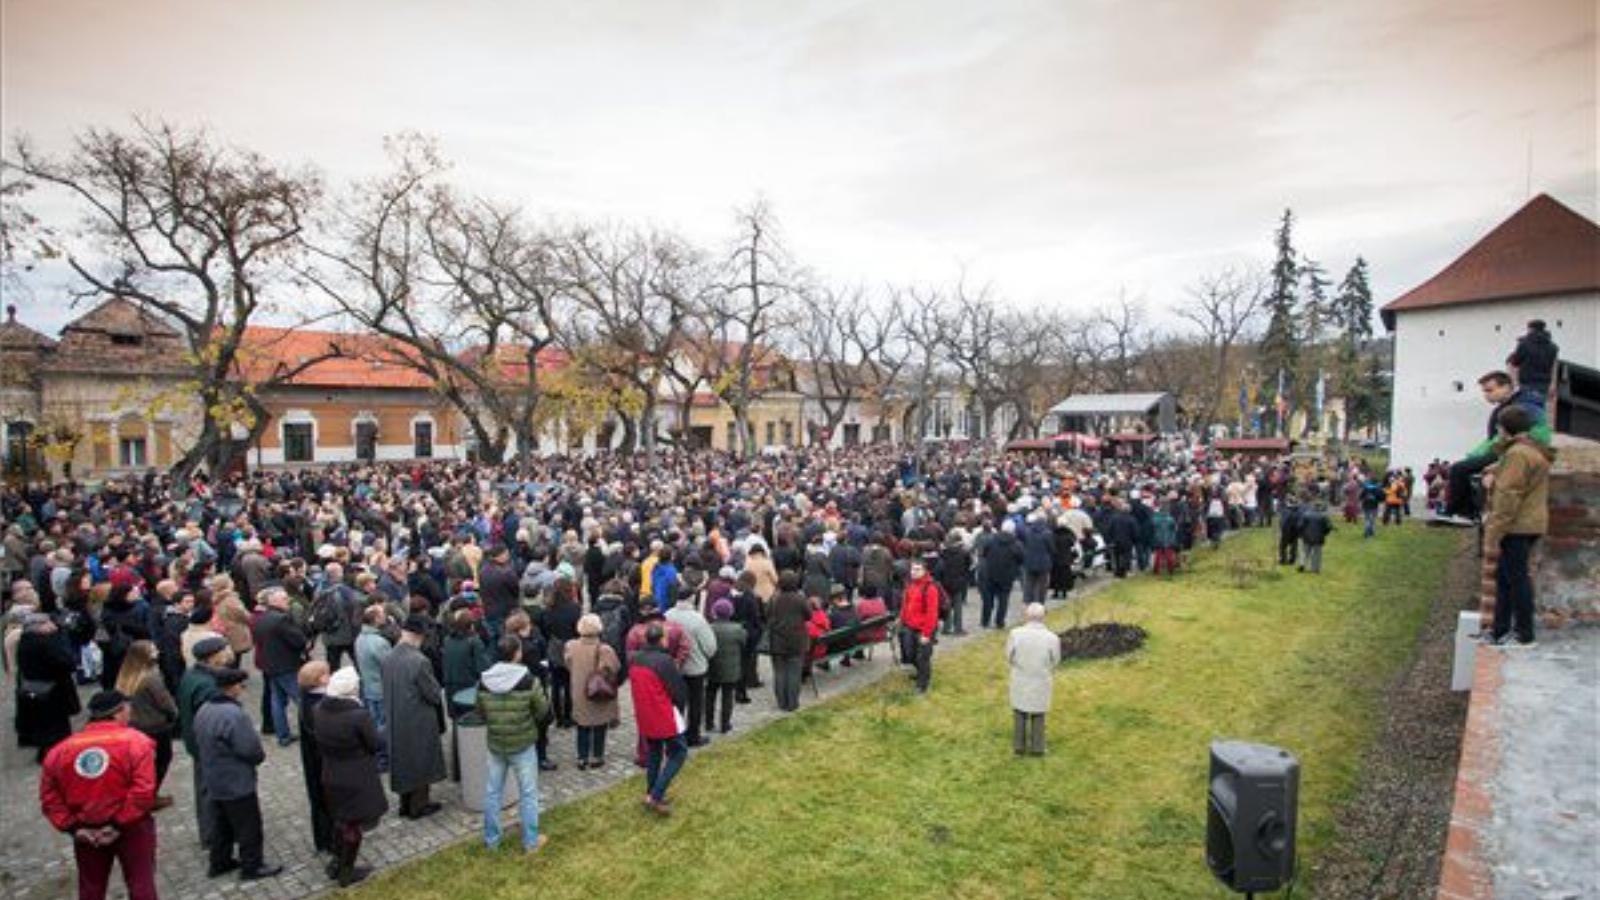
[628,624,688,816]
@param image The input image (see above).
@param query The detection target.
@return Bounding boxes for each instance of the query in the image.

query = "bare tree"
[559,224,708,454]
[5,121,330,486]
[304,138,564,466]
[790,284,909,445]
[1092,292,1149,394]
[698,199,798,457]
[1173,266,1266,429]
[896,284,954,443]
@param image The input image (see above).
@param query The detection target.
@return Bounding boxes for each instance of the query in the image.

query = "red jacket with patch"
[39,721,157,831]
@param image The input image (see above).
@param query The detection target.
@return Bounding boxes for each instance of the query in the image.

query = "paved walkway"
[1438,627,1599,900]
[0,581,1107,900]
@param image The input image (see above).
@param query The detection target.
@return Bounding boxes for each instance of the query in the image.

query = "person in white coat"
[1005,603,1061,756]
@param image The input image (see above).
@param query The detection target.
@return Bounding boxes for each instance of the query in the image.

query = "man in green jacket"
[475,635,551,853]
[1483,405,1554,648]
[177,636,230,850]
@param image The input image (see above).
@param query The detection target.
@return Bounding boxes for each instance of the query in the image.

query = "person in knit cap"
[704,600,746,734]
[312,666,386,886]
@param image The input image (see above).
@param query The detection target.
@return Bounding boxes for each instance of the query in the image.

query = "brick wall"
[1478,438,1600,630]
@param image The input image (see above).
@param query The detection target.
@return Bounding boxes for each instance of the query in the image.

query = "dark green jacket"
[442,633,492,698]
[176,664,219,757]
[474,662,549,755]
[708,620,747,685]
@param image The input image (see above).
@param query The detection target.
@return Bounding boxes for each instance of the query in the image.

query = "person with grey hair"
[252,587,308,747]
[1004,603,1060,757]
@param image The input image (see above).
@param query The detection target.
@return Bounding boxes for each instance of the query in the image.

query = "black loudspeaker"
[1206,740,1299,894]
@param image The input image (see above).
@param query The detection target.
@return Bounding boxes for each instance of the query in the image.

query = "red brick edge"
[1436,647,1503,899]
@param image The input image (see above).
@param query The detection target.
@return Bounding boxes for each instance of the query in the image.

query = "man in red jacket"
[629,624,689,816]
[900,559,942,693]
[39,690,159,900]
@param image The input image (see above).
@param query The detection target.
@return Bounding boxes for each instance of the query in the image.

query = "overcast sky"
[2,0,1594,336]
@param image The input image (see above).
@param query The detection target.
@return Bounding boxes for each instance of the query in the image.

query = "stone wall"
[1477,436,1600,630]
[1535,438,1600,628]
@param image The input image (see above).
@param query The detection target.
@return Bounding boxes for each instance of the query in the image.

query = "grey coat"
[664,604,717,678]
[1005,622,1061,714]
[380,642,446,793]
[193,695,265,801]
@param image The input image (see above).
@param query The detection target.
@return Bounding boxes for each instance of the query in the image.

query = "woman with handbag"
[563,613,619,770]
[115,639,179,804]
[15,612,79,763]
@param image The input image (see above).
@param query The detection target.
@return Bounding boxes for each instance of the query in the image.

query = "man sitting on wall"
[1436,370,1551,527]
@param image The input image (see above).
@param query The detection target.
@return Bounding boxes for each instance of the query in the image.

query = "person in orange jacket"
[39,690,158,900]
[899,558,942,693]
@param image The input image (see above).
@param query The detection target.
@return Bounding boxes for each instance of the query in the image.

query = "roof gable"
[1381,194,1600,328]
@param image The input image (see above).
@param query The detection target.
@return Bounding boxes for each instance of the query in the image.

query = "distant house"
[1381,194,1599,472]
[235,326,464,466]
[1047,392,1177,435]
[2,298,202,482]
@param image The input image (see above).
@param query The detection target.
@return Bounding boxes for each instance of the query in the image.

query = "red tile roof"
[235,326,436,389]
[1381,194,1600,329]
[1214,438,1290,452]
[457,344,572,383]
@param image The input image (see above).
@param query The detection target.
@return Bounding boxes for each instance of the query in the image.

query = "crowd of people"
[4,435,1408,898]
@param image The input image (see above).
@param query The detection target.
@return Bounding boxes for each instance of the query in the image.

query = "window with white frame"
[284,422,315,462]
[119,437,147,468]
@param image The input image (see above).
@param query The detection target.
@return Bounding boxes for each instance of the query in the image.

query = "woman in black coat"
[1049,522,1078,598]
[313,667,388,887]
[15,614,80,762]
[297,662,335,857]
[540,582,583,728]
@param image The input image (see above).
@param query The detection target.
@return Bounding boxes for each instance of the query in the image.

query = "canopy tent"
[1046,392,1178,434]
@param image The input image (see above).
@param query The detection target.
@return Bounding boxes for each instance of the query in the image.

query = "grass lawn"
[354,524,1457,900]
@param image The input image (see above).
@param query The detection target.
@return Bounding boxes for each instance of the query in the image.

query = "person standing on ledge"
[1005,604,1061,757]
[1483,404,1554,649]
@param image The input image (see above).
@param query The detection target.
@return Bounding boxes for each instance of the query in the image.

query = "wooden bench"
[806,613,894,696]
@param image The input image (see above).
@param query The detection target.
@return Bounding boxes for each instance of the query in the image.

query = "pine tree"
[1335,256,1373,343]
[1258,209,1300,435]
[1332,257,1375,440]
[1299,256,1332,432]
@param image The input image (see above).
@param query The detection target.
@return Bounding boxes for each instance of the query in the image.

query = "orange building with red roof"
[236,326,463,465]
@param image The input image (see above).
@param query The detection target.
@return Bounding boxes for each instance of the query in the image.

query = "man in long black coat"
[380,616,446,819]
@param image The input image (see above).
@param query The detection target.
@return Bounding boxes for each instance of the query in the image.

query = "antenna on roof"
[1525,138,1533,199]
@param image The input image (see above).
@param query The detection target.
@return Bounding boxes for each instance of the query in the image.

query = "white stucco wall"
[1388,292,1598,473]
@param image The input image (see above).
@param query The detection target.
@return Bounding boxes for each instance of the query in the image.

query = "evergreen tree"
[1258,209,1300,435]
[1299,256,1331,432]
[1335,256,1373,343]
[1332,257,1375,440]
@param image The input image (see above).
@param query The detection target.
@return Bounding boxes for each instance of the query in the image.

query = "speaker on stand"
[1206,739,1299,897]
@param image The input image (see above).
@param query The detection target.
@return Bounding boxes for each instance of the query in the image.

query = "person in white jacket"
[1005,603,1061,756]
[664,595,717,748]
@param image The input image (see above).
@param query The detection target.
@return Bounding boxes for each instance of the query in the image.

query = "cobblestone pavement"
[1,580,1106,899]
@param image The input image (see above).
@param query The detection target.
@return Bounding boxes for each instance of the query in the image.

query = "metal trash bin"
[453,710,516,812]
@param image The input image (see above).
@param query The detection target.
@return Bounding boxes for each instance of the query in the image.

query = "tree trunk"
[617,412,638,454]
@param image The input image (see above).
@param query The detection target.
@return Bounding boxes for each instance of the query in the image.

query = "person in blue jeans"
[475,636,551,852]
[353,607,391,769]
[629,624,689,815]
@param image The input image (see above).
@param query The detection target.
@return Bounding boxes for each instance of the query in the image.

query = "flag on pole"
[1238,381,1249,420]
[1314,370,1326,429]
[1274,369,1288,433]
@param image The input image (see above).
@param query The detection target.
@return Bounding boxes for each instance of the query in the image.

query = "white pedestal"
[1452,611,1482,692]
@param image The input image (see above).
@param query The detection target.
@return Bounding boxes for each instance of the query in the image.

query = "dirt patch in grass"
[1058,622,1148,660]
[1306,533,1475,899]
